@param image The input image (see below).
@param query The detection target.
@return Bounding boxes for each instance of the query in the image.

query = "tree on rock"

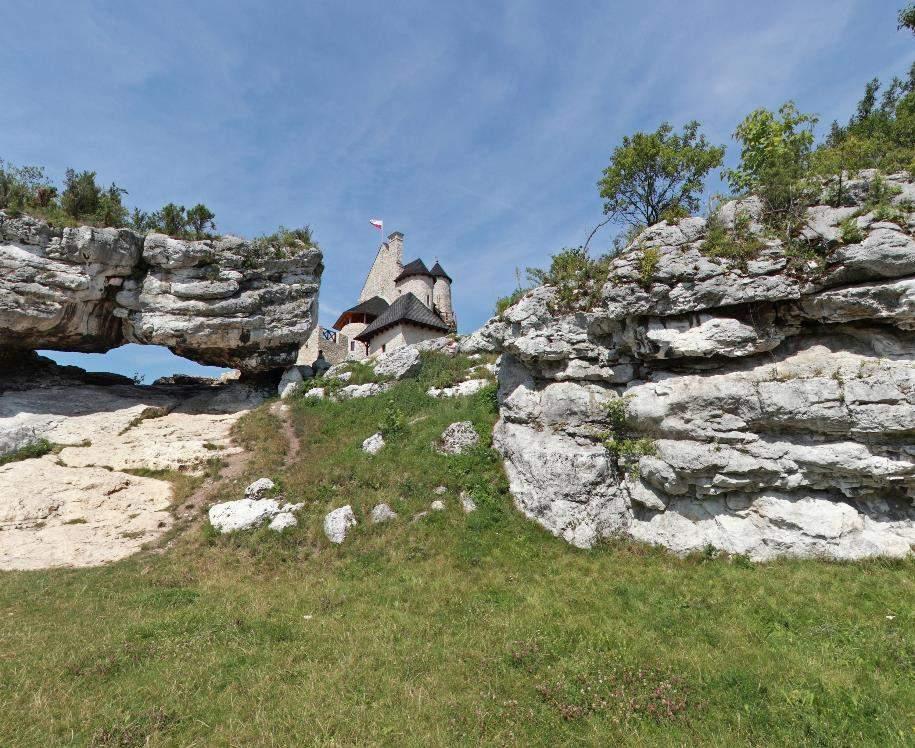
[186,203,216,239]
[61,169,102,221]
[900,3,915,34]
[158,203,187,237]
[723,102,817,237]
[598,121,724,228]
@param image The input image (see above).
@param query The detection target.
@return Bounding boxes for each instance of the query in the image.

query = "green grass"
[0,354,912,746]
[0,438,54,466]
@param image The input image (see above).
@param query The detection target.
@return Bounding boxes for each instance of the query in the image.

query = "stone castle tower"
[357,231,455,330]
[359,232,404,304]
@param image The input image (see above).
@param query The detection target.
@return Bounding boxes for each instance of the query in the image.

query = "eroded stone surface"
[0,213,323,373]
[0,359,265,569]
[486,171,915,560]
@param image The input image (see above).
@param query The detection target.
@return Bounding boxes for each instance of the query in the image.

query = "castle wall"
[395,276,435,307]
[359,233,403,303]
[339,321,370,360]
[297,326,350,366]
[366,324,442,356]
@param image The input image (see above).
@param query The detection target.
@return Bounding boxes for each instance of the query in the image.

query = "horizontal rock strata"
[0,213,323,373]
[486,171,915,560]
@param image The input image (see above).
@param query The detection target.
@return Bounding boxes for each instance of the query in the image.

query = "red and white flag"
[369,218,383,231]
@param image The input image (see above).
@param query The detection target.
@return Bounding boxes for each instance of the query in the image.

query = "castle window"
[350,341,355,351]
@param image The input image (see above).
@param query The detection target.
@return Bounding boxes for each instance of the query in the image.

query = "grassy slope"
[0,353,912,747]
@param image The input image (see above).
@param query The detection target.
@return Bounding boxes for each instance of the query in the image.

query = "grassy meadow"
[0,352,912,746]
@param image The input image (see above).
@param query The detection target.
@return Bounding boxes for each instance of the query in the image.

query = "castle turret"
[430,261,456,331]
[359,231,403,304]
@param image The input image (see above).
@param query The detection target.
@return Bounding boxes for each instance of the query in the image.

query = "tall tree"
[186,203,216,239]
[724,102,818,237]
[597,121,725,228]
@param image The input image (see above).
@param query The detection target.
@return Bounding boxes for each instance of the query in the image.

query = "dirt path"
[270,401,301,466]
[0,380,258,570]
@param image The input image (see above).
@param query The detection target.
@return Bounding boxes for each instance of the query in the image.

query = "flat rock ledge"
[0,358,267,569]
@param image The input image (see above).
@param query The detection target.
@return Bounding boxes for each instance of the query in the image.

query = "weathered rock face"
[0,213,323,373]
[489,171,915,560]
[0,355,269,569]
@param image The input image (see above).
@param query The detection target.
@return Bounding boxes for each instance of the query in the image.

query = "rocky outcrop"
[489,171,915,560]
[0,355,268,569]
[0,213,323,373]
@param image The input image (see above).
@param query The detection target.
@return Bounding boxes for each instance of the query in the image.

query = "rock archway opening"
[37,344,233,385]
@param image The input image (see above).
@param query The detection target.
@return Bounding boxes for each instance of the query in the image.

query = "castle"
[299,231,456,364]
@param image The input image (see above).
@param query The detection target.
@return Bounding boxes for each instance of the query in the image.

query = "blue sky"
[3,0,912,380]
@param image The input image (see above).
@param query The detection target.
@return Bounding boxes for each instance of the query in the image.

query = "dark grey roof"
[429,261,452,282]
[394,258,433,283]
[355,292,449,342]
[332,296,389,330]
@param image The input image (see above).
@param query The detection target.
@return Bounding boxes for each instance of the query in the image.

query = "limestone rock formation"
[0,355,269,569]
[488,170,915,560]
[0,213,323,373]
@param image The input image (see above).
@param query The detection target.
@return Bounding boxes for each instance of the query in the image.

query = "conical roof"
[429,261,452,282]
[394,258,433,283]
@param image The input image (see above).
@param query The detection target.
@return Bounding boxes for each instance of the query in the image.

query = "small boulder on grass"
[362,432,385,454]
[324,505,357,544]
[208,499,280,533]
[370,503,397,523]
[372,345,421,379]
[268,512,298,532]
[244,478,275,500]
[436,421,480,455]
[460,491,477,513]
[430,500,445,511]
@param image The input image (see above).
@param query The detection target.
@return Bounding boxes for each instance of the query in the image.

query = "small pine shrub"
[839,217,864,244]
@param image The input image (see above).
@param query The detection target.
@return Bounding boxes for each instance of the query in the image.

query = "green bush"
[638,247,660,287]
[700,211,765,268]
[839,217,864,244]
[602,397,656,474]
[526,247,612,313]
[723,102,818,240]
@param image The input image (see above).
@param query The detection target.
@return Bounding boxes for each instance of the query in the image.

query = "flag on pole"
[369,219,383,231]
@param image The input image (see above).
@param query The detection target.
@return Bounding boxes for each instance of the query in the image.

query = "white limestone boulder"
[268,512,298,532]
[428,379,490,398]
[208,499,281,533]
[370,503,397,523]
[324,505,357,544]
[372,345,422,379]
[436,421,480,455]
[244,478,275,500]
[362,432,385,454]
